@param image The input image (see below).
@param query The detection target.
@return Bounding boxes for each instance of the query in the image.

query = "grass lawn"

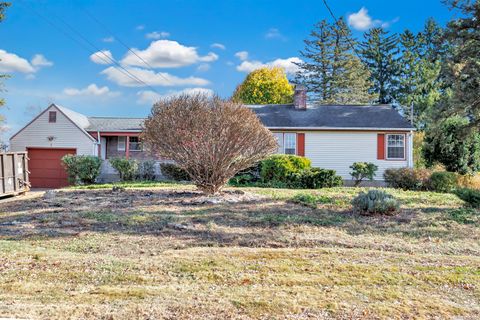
[0,183,479,319]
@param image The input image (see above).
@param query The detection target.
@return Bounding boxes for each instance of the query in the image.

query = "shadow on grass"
[0,189,475,245]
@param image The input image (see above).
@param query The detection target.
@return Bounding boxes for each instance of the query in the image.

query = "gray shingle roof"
[86,117,144,132]
[83,104,413,132]
[248,104,414,130]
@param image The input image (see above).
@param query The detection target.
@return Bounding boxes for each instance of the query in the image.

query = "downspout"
[96,130,101,158]
[408,130,414,168]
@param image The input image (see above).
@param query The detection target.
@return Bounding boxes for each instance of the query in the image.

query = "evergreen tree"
[296,18,374,104]
[437,0,480,131]
[396,21,445,128]
[360,28,400,104]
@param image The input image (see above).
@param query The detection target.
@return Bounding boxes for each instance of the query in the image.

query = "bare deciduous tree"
[142,94,278,194]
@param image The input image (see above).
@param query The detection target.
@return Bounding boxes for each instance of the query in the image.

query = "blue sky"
[0,0,454,140]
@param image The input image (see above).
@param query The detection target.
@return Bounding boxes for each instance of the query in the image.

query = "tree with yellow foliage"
[232,67,294,104]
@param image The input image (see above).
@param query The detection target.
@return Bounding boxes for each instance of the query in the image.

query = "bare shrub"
[142,94,278,194]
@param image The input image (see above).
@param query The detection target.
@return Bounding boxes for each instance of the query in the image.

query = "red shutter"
[377,134,385,160]
[297,133,305,156]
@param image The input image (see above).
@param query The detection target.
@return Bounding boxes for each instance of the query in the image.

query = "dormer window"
[49,111,57,123]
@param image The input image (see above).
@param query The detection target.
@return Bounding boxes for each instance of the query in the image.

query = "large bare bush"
[142,94,278,194]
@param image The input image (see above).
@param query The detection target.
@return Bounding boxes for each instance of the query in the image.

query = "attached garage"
[27,148,76,188]
[9,104,97,188]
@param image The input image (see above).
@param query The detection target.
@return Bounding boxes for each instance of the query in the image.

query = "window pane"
[130,137,142,151]
[273,133,283,154]
[117,136,126,151]
[387,134,405,159]
[49,111,57,123]
[284,133,296,155]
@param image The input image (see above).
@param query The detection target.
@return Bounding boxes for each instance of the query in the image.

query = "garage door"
[28,148,76,188]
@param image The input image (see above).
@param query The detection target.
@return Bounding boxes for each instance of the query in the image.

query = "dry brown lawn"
[0,185,479,319]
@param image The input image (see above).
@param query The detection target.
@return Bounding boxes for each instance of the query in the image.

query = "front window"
[284,133,296,155]
[386,134,405,159]
[273,132,296,155]
[273,133,283,154]
[129,137,142,151]
[117,136,126,151]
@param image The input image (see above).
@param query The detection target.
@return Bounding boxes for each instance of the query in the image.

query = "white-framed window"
[273,133,283,154]
[117,136,126,151]
[273,132,297,155]
[284,133,296,155]
[129,137,142,151]
[386,134,405,160]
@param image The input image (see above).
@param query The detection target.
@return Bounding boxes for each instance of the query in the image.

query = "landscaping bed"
[0,185,479,319]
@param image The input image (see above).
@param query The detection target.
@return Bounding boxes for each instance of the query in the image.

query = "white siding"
[305,131,410,180]
[10,105,95,155]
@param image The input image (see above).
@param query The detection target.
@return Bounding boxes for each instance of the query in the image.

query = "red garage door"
[28,148,76,188]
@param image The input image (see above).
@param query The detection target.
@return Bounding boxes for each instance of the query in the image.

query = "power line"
[321,0,363,60]
[82,8,171,85]
[17,0,160,93]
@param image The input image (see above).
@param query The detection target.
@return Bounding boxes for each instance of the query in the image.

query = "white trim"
[117,136,126,151]
[385,133,406,160]
[10,104,96,142]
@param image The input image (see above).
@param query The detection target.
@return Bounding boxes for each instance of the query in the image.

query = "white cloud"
[211,43,226,50]
[265,28,286,40]
[347,8,372,31]
[347,7,398,31]
[31,54,53,67]
[90,50,114,65]
[121,40,218,68]
[234,51,249,61]
[0,50,52,74]
[136,24,145,30]
[146,31,170,39]
[63,83,121,98]
[236,57,302,75]
[197,63,210,72]
[102,36,115,43]
[101,66,210,87]
[137,87,214,105]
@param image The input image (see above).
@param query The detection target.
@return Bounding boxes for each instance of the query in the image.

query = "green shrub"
[260,155,311,183]
[289,168,343,189]
[454,188,480,208]
[229,163,261,186]
[137,160,156,181]
[351,189,399,215]
[61,155,102,185]
[350,162,378,186]
[383,167,431,190]
[160,163,190,181]
[428,171,458,193]
[109,158,138,181]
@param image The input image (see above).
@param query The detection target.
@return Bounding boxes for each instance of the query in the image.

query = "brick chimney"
[293,85,307,110]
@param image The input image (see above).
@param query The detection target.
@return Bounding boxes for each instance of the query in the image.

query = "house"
[9,87,414,188]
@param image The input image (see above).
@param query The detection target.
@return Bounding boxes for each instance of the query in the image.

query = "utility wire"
[82,8,171,85]
[17,0,160,93]
[321,0,363,60]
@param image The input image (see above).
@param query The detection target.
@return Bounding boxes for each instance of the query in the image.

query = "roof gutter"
[266,126,416,131]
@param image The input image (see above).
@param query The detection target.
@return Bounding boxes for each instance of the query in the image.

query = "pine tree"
[438,0,480,130]
[360,28,400,104]
[296,18,374,104]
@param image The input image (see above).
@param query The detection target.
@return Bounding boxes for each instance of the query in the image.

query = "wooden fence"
[0,152,29,197]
